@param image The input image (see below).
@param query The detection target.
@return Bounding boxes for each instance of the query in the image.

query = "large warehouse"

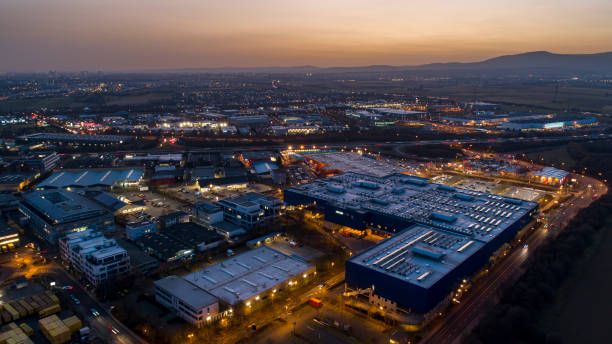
[284,172,538,313]
[36,169,143,189]
[19,190,114,243]
[182,246,315,307]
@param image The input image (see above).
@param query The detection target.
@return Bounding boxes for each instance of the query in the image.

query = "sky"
[1,0,611,72]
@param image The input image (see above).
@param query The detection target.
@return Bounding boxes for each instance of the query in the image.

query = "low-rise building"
[158,211,189,230]
[135,232,194,262]
[125,221,157,241]
[193,202,224,226]
[182,246,315,307]
[19,190,114,243]
[154,276,219,326]
[0,219,19,248]
[116,238,159,274]
[216,192,282,229]
[59,230,131,287]
[165,222,223,252]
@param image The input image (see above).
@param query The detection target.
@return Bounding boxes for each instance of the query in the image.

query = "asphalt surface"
[57,133,612,157]
[2,247,147,344]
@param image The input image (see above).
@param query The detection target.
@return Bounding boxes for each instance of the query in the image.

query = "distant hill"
[416,51,612,72]
[144,51,612,75]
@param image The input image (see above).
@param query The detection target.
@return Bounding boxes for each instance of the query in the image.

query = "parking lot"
[162,183,275,205]
[500,186,548,202]
[266,240,326,262]
[115,189,190,219]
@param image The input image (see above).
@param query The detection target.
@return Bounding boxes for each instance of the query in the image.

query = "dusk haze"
[0,1,611,344]
[1,0,612,71]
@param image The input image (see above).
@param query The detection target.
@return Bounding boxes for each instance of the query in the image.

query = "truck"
[309,298,323,308]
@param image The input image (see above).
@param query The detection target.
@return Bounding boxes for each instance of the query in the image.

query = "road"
[2,246,146,344]
[420,174,606,344]
[55,133,612,157]
[251,278,389,344]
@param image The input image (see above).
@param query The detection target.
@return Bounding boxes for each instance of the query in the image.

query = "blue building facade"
[284,172,538,313]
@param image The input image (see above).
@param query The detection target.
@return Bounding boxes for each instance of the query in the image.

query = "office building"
[59,230,130,287]
[216,192,282,229]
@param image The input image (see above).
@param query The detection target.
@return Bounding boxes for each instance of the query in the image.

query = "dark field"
[539,218,612,344]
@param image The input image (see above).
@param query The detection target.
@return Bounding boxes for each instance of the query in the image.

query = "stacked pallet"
[0,322,34,344]
[39,315,71,344]
[61,316,81,333]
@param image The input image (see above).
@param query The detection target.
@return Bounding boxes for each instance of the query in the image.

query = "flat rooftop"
[286,172,538,243]
[116,238,158,269]
[303,152,407,177]
[165,222,223,246]
[37,169,143,188]
[22,190,108,225]
[19,133,131,142]
[155,276,218,310]
[348,224,485,288]
[217,192,281,210]
[183,246,313,305]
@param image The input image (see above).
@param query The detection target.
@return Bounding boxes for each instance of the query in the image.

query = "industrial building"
[0,172,39,192]
[19,190,114,243]
[154,276,219,326]
[13,151,60,173]
[302,152,408,177]
[215,192,282,229]
[182,246,315,306]
[134,222,223,262]
[16,133,133,146]
[284,172,538,314]
[37,169,143,190]
[498,117,597,131]
[135,232,195,262]
[0,219,19,248]
[59,230,131,287]
[531,167,569,185]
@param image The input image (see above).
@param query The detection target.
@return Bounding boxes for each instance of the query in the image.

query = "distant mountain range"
[416,51,612,71]
[155,51,612,75]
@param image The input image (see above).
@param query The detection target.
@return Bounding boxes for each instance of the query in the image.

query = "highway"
[419,174,607,344]
[55,133,612,157]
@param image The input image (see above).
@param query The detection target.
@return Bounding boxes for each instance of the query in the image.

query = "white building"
[125,220,156,241]
[193,202,224,226]
[59,230,131,287]
[154,276,219,326]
